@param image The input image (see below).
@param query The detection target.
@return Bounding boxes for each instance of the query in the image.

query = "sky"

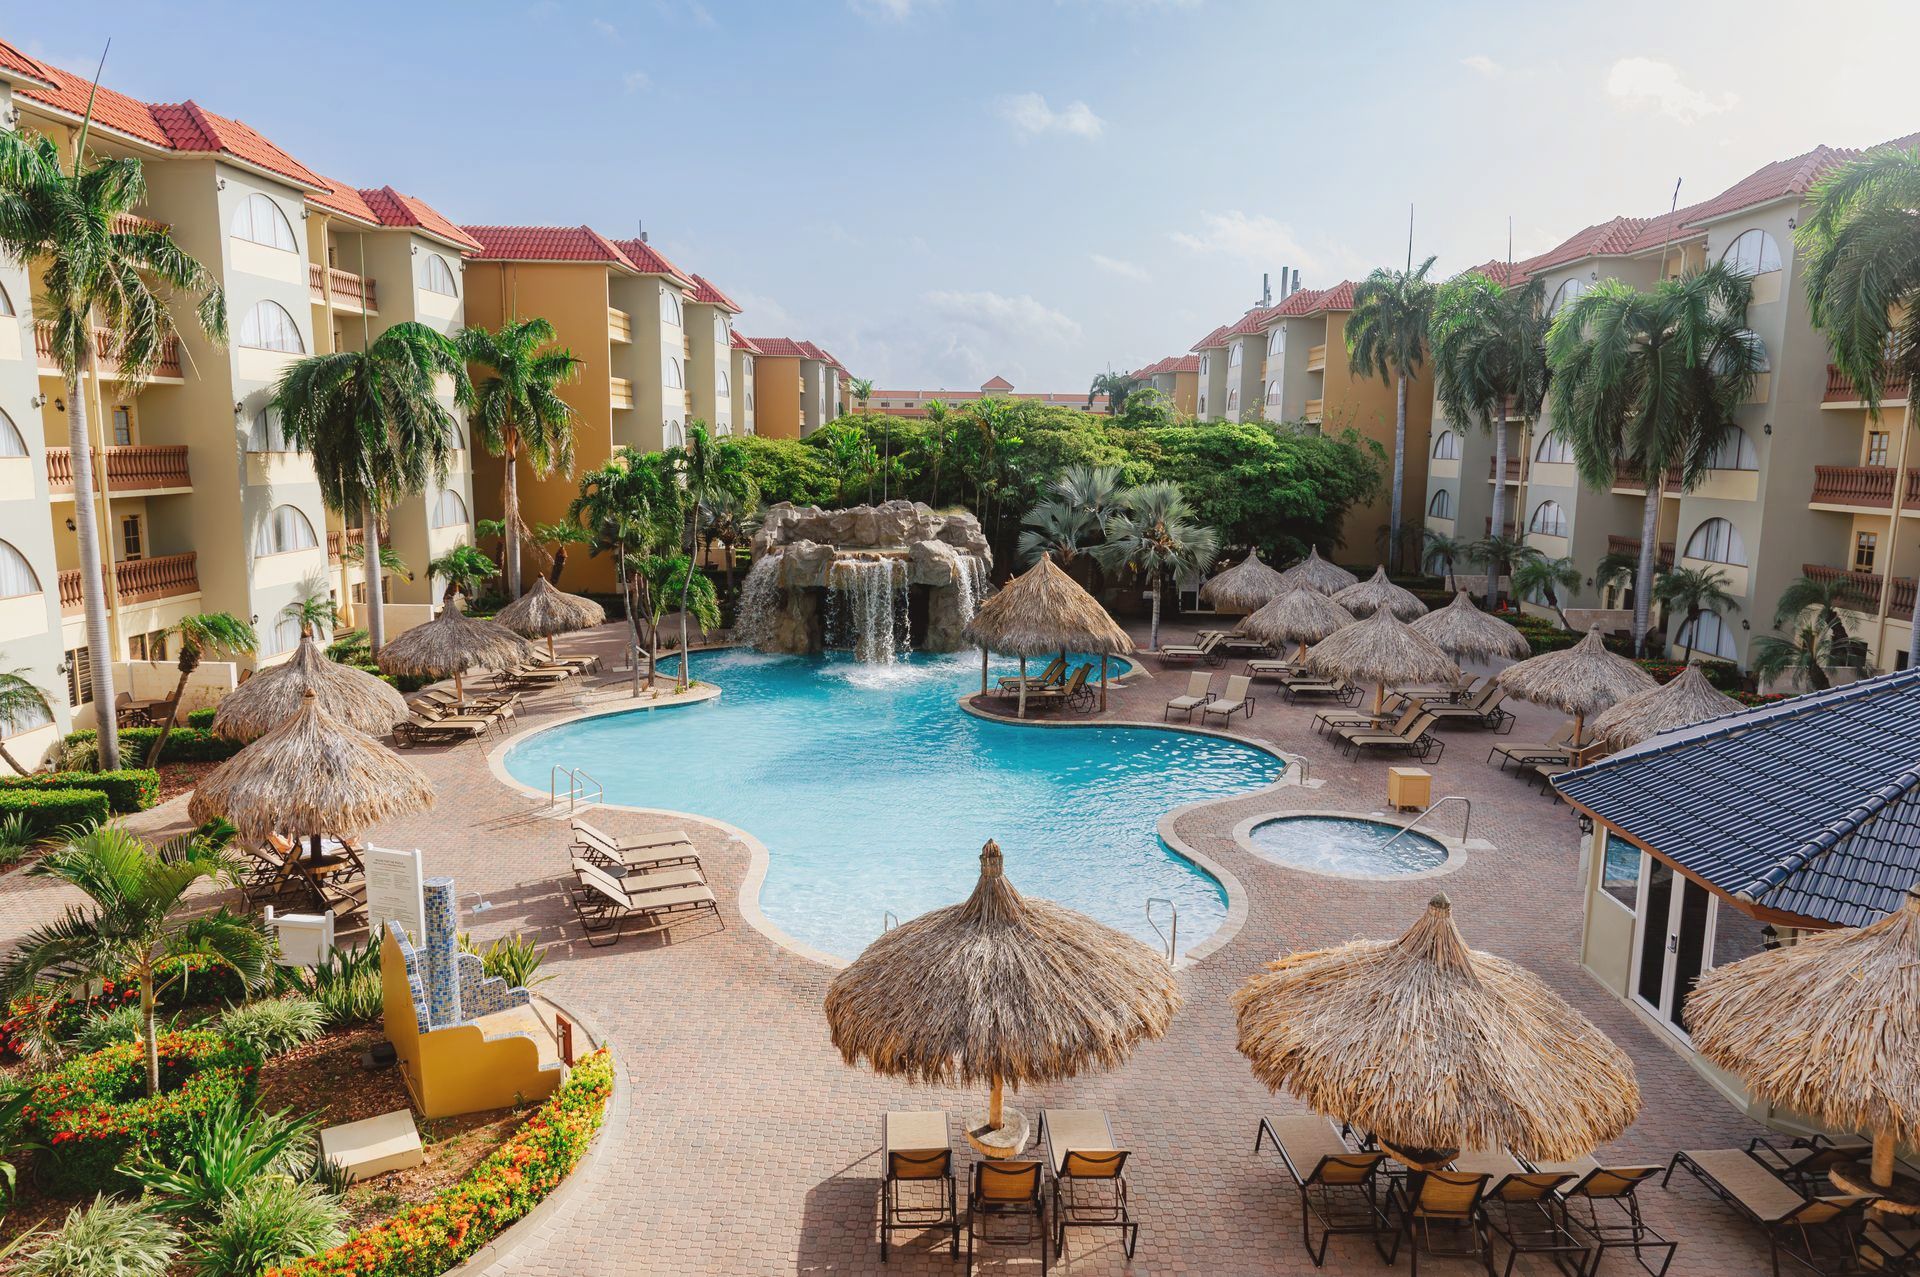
[11,1,1920,393]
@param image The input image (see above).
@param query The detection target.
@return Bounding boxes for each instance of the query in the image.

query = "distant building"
[866,375,1108,418]
[1130,355,1200,416]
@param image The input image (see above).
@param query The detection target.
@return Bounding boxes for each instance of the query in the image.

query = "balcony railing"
[1807,465,1920,509]
[1608,534,1675,569]
[1487,457,1523,483]
[609,377,635,410]
[35,323,181,380]
[1306,343,1327,372]
[45,445,191,495]
[608,307,632,342]
[325,528,366,564]
[1303,397,1324,421]
[56,551,199,615]
[111,211,168,235]
[1613,462,1685,491]
[1802,563,1917,621]
[1824,361,1911,405]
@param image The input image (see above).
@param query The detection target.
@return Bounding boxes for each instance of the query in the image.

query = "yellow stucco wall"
[753,356,804,441]
[1321,311,1432,568]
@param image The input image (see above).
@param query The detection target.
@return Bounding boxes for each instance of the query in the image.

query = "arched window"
[0,683,50,736]
[422,254,458,297]
[248,406,294,452]
[665,420,684,448]
[1707,427,1759,470]
[1684,517,1747,566]
[1428,488,1454,520]
[1713,328,1770,378]
[1432,430,1460,460]
[742,356,753,377]
[0,539,41,597]
[1529,500,1569,537]
[254,505,318,556]
[1547,277,1589,317]
[265,614,305,656]
[230,193,297,251]
[1266,379,1283,406]
[1227,343,1242,369]
[1197,393,1208,415]
[660,290,681,326]
[1720,228,1782,277]
[0,409,25,457]
[1225,386,1240,412]
[715,417,731,437]
[746,389,754,412]
[666,358,683,390]
[238,301,305,353]
[430,489,467,528]
[0,280,13,316]
[1534,431,1574,463]
[445,418,466,450]
[1199,354,1210,377]
[1266,326,1284,357]
[1679,610,1739,660]
[718,370,731,396]
[715,315,728,343]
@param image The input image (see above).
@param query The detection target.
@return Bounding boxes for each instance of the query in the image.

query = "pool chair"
[392,710,490,748]
[1520,1156,1675,1277]
[494,662,574,692]
[1313,702,1423,739]
[1255,1115,1390,1266]
[878,1110,959,1261]
[1389,675,1485,708]
[1663,1147,1874,1277]
[1247,657,1305,683]
[966,1159,1047,1275]
[1164,671,1215,721]
[1158,632,1223,664]
[1338,710,1443,761]
[1198,674,1255,724]
[569,857,721,946]
[1488,722,1579,772]
[1385,1169,1494,1276]
[1214,632,1273,658]
[413,687,520,719]
[1861,1220,1920,1276]
[1449,1150,1588,1277]
[1029,664,1092,713]
[1040,1109,1137,1259]
[1421,683,1514,733]
[569,819,703,875]
[1283,676,1363,705]
[999,655,1066,696]
[1747,1135,1872,1196]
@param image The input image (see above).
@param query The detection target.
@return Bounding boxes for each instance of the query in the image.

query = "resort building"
[730,332,760,437]
[1190,324,1230,421]
[864,373,1109,418]
[1130,354,1199,416]
[736,337,818,440]
[684,275,742,436]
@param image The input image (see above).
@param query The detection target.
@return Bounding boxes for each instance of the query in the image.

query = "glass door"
[1631,857,1716,1037]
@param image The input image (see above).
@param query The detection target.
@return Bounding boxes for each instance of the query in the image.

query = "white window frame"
[1707,427,1759,471]
[430,489,468,529]
[0,539,41,597]
[254,504,318,556]
[0,409,24,457]
[1432,430,1460,460]
[230,192,298,252]
[422,253,459,297]
[660,290,681,327]
[1535,432,1574,463]
[238,301,305,353]
[1548,277,1588,317]
[1720,228,1782,277]
[1529,500,1568,537]
[248,406,295,452]
[1684,517,1747,566]
[666,358,684,390]
[1428,488,1454,519]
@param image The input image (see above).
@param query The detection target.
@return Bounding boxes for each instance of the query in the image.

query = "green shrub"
[1523,631,1582,656]
[0,811,33,865]
[123,1097,316,1220]
[0,768,160,813]
[58,727,244,772]
[279,936,383,1029]
[19,1194,179,1277]
[71,1002,151,1054]
[187,707,219,730]
[459,932,549,989]
[218,997,326,1058]
[194,1179,348,1277]
[0,787,108,839]
[1,954,244,1062]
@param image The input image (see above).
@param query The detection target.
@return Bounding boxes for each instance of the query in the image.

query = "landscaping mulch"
[154,760,220,804]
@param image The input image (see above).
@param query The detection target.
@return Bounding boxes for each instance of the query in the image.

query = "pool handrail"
[548,764,604,814]
[1145,897,1177,963]
[1379,795,1470,853]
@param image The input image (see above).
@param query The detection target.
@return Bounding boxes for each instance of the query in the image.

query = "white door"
[1629,855,1717,1038]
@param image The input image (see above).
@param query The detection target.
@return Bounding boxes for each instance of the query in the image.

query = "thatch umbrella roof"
[1333,566,1429,621]
[209,634,408,743]
[1687,884,1920,1188]
[1589,664,1742,752]
[1199,548,1289,614]
[1233,893,1640,1163]
[494,577,606,656]
[1411,591,1532,662]
[1239,588,1355,657]
[375,596,533,699]
[190,690,434,844]
[963,556,1133,715]
[1276,547,1359,596]
[1305,609,1460,712]
[1494,628,1657,743]
[825,840,1179,1149]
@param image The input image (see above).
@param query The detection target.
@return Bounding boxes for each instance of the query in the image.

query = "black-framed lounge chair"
[1158,633,1223,664]
[1214,633,1272,658]
[878,1110,958,1261]
[1746,1135,1872,1196]
[999,656,1066,696]
[1522,1156,1675,1277]
[1489,723,1577,772]
[1198,674,1255,724]
[569,819,702,875]
[1422,683,1515,733]
[1313,702,1423,739]
[1255,1115,1389,1266]
[1386,1168,1493,1276]
[414,687,520,718]
[1283,676,1363,705]
[1247,657,1305,683]
[1861,1219,1920,1275]
[1040,1108,1136,1259]
[1664,1147,1874,1277]
[391,712,488,748]
[1389,675,1486,708]
[1338,710,1443,761]
[494,662,574,692]
[569,857,721,946]
[1028,664,1092,713]
[1164,672,1215,721]
[1450,1149,1587,1277]
[967,1159,1047,1275]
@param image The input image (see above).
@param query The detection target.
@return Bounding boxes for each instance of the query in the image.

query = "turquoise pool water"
[504,649,1283,961]
[1246,815,1448,876]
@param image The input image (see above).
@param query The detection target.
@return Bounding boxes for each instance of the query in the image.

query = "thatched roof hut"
[1687,884,1920,1188]
[1233,893,1640,1163]
[375,597,533,700]
[1333,566,1428,621]
[209,634,408,742]
[1276,547,1359,596]
[1199,548,1288,614]
[1239,588,1355,659]
[1494,628,1657,743]
[1411,591,1532,662]
[1306,609,1460,713]
[494,577,607,657]
[963,556,1133,714]
[1589,665,1742,752]
[825,840,1179,1153]
[190,690,434,845]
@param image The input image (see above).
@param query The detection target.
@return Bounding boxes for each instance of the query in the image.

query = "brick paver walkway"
[1,620,1784,1274]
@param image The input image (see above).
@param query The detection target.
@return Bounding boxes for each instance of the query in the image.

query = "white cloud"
[1461,54,1501,77]
[623,70,652,94]
[1604,57,1737,124]
[922,290,1083,346]
[730,288,796,332]
[590,17,620,40]
[1090,253,1150,282]
[850,0,935,18]
[1170,210,1321,272]
[995,92,1105,140]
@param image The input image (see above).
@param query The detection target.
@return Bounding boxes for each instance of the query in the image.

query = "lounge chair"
[1386,1169,1493,1276]
[392,707,491,748]
[1283,676,1363,705]
[1247,657,1305,683]
[1157,633,1223,664]
[878,1110,958,1260]
[1664,1147,1873,1277]
[569,858,721,946]
[1255,1115,1389,1266]
[1748,1135,1871,1195]
[1313,702,1423,739]
[494,662,573,692]
[1862,1220,1920,1275]
[1028,664,1092,713]
[1214,632,1272,658]
[1198,674,1254,724]
[1450,1150,1587,1277]
[999,656,1066,695]
[1337,710,1444,761]
[1522,1157,1674,1277]
[1040,1108,1136,1259]
[1422,683,1514,732]
[1163,672,1215,721]
[1389,675,1486,708]
[569,819,702,875]
[1489,723,1577,772]
[967,1160,1047,1275]
[414,687,520,718]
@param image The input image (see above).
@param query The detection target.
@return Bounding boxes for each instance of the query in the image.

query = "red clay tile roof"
[359,186,482,253]
[1132,358,1168,378]
[818,348,847,371]
[1265,286,1331,319]
[608,237,695,287]
[688,274,740,313]
[981,375,1014,390]
[1455,259,1535,286]
[1678,133,1920,229]
[741,336,810,359]
[1314,281,1356,312]
[731,331,764,355]
[1189,324,1232,352]
[149,101,324,188]
[1168,354,1200,374]
[0,40,55,88]
[1228,305,1286,335]
[462,225,638,268]
[308,178,379,225]
[17,62,169,147]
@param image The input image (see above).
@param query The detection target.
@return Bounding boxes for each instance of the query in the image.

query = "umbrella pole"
[1017,657,1027,719]
[548,636,556,660]
[454,671,465,704]
[1874,1132,1896,1189]
[1373,683,1386,715]
[988,1075,1004,1129]
[1100,654,1108,711]
[1572,711,1585,748]
[979,645,988,696]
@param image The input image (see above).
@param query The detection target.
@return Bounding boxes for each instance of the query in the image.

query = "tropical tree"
[570,453,679,697]
[1088,370,1141,415]
[340,540,409,585]
[273,324,470,654]
[458,319,581,600]
[0,672,52,777]
[1469,533,1530,607]
[284,594,338,641]
[629,555,720,690]
[1422,531,1472,585]
[1509,550,1582,628]
[1594,549,1638,604]
[1797,142,1920,667]
[920,399,956,508]
[1016,499,1098,567]
[145,614,256,767]
[699,490,759,597]
[1050,463,1127,531]
[1545,263,1765,653]
[0,824,267,1096]
[0,112,227,771]
[1771,570,1858,636]
[427,544,498,605]
[666,424,756,689]
[1752,621,1841,692]
[1092,481,1220,650]
[1654,565,1740,663]
[1430,272,1550,602]
[1346,255,1438,572]
[533,522,595,589]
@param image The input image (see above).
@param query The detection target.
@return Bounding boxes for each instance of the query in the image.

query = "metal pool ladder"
[1146,898,1178,963]
[549,765,603,813]
[1379,795,1471,854]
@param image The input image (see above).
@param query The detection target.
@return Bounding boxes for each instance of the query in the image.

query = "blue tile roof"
[1555,668,1920,928]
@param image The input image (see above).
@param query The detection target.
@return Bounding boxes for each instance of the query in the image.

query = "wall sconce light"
[1763,422,1773,435]
[54,656,70,676]
[1742,619,1751,630]
[1577,814,1594,835]
[233,401,246,417]
[300,208,310,220]
[53,398,65,413]
[64,518,75,532]
[28,394,42,409]
[215,177,226,190]
[410,245,418,256]
[1786,216,1798,230]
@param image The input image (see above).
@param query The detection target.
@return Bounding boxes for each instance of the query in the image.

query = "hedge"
[0,769,159,813]
[0,787,108,838]
[267,1048,615,1277]
[59,726,245,771]
[1,954,252,1060]
[186,707,218,729]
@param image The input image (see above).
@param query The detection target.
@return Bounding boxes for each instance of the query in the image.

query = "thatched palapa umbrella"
[1239,588,1355,662]
[962,556,1133,715]
[1494,628,1657,746]
[209,634,408,742]
[1588,664,1741,752]
[825,840,1179,1155]
[1305,608,1460,714]
[375,595,533,702]
[1333,566,1429,621]
[1199,548,1288,615]
[1687,884,1920,1192]
[494,576,607,658]
[1234,893,1640,1164]
[1276,546,1359,596]
[1411,591,1531,662]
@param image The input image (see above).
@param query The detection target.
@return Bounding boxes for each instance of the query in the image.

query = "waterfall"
[830,558,907,663]
[734,554,782,650]
[953,554,989,624]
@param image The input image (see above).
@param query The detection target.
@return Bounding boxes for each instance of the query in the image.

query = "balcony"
[610,377,636,410]
[57,552,199,615]
[1487,457,1523,485]
[608,307,632,343]
[1802,563,1916,622]
[1303,397,1324,422]
[35,323,182,382]
[309,264,377,314]
[1823,362,1911,408]
[1306,343,1327,372]
[45,445,191,497]
[1608,534,1675,569]
[326,528,365,564]
[111,211,168,235]
[1612,462,1685,495]
[1808,465,1920,511]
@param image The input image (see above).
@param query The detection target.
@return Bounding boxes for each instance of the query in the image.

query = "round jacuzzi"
[1240,814,1452,878]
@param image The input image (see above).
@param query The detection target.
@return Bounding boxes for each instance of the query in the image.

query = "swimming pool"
[1242,815,1450,877]
[503,649,1283,961]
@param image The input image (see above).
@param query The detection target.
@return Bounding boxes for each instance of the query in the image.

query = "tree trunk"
[1487,405,1509,605]
[1632,482,1660,656]
[140,968,159,1097]
[1388,374,1408,574]
[362,499,387,653]
[549,544,567,586]
[1148,573,1163,651]
[618,551,642,699]
[0,742,27,776]
[1682,607,1698,664]
[67,362,121,770]
[144,649,199,767]
[678,511,697,691]
[502,436,522,600]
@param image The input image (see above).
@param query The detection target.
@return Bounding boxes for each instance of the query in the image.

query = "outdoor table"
[1831,1164,1920,1220]
[965,1107,1033,1159]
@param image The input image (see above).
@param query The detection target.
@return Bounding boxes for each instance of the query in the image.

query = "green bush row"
[187,706,218,729]
[0,786,109,837]
[0,768,160,813]
[59,726,246,771]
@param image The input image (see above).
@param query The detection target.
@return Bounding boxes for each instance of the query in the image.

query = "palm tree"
[1509,550,1582,628]
[1430,272,1550,602]
[1653,565,1739,663]
[1017,499,1097,567]
[1088,370,1141,415]
[1346,256,1438,572]
[145,614,256,766]
[851,377,873,413]
[427,545,498,605]
[0,672,52,776]
[533,522,595,589]
[458,319,582,601]
[1752,622,1840,692]
[0,824,267,1096]
[667,424,756,690]
[273,324,469,654]
[1422,531,1472,586]
[571,454,677,697]
[1050,464,1126,531]
[0,116,227,772]
[284,594,339,641]
[1771,570,1858,635]
[921,399,955,507]
[1797,143,1920,668]
[699,490,759,598]
[1092,482,1220,650]
[1594,549,1638,605]
[1546,263,1765,653]
[1469,533,1530,607]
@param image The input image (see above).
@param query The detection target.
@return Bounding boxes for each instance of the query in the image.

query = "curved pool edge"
[1229,808,1476,884]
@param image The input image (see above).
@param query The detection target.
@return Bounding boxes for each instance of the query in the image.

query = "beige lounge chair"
[879,1110,958,1260]
[1040,1108,1136,1259]
[569,858,720,946]
[1450,1150,1586,1272]
[1246,657,1305,682]
[1028,664,1092,712]
[1665,1148,1874,1276]
[1389,675,1486,708]
[1255,1115,1389,1265]
[392,710,488,748]
[999,656,1066,694]
[1422,683,1513,731]
[1158,633,1223,664]
[1385,1168,1493,1272]
[1198,674,1254,724]
[1521,1158,1673,1275]
[569,819,702,874]
[1489,722,1578,772]
[1338,709,1443,761]
[1164,672,1215,721]
[1314,702,1423,738]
